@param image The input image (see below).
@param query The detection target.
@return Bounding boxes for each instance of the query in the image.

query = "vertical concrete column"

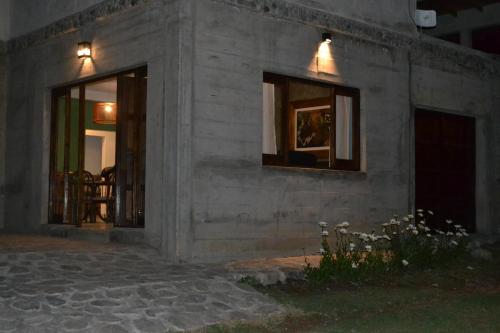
[160,0,195,261]
[0,45,6,230]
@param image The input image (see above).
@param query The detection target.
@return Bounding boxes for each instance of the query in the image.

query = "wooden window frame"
[262,73,360,172]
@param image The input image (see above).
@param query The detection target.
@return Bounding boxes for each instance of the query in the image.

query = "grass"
[202,242,500,333]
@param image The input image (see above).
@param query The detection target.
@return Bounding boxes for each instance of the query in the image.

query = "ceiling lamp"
[93,102,116,125]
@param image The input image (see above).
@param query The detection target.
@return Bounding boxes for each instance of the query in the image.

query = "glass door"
[49,66,147,228]
[49,87,84,225]
[115,67,147,227]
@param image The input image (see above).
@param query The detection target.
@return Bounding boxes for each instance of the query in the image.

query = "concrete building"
[0,0,499,262]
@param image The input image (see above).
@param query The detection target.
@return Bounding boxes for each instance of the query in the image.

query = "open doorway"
[49,67,147,228]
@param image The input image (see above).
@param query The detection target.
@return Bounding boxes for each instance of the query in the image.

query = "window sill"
[262,165,367,180]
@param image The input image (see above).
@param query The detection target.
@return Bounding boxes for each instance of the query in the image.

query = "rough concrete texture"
[1,0,500,262]
[0,235,283,332]
[0,41,6,230]
[6,0,106,40]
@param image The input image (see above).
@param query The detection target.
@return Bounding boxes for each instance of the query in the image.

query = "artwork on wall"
[293,102,331,151]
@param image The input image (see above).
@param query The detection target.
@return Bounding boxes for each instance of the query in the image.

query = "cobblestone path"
[0,235,283,332]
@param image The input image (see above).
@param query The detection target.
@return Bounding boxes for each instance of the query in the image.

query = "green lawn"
[204,243,500,333]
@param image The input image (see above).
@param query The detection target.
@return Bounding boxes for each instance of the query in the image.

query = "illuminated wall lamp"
[77,41,92,59]
[322,32,332,44]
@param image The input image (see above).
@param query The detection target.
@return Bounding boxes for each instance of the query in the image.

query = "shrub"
[305,210,469,285]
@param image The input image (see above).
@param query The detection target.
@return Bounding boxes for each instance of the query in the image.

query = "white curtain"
[262,83,277,155]
[335,96,353,160]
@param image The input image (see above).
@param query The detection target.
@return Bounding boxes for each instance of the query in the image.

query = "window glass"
[262,73,360,171]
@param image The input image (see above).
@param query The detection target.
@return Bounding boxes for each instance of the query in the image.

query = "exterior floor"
[0,235,282,332]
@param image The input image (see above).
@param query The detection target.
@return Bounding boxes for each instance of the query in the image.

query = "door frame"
[48,66,147,228]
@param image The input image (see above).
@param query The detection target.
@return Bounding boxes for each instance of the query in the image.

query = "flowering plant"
[305,210,469,285]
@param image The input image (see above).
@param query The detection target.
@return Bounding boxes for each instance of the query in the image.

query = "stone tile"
[0,235,283,332]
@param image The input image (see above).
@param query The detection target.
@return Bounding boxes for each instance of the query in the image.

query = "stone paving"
[0,235,283,332]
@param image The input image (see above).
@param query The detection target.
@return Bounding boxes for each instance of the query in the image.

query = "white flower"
[450,240,459,246]
[454,224,462,229]
[338,221,350,228]
[462,231,469,237]
[412,230,419,235]
[402,259,409,266]
[419,220,426,225]
[390,218,397,224]
[339,228,348,234]
[424,227,431,232]
[352,262,358,269]
[402,217,409,222]
[417,209,423,213]
[427,210,434,215]
[407,214,414,219]
[467,266,474,270]
[382,235,391,241]
[349,243,356,251]
[436,230,445,235]
[318,221,328,228]
[320,248,326,254]
[418,213,424,217]
[359,233,369,241]
[426,233,432,238]
[446,219,453,224]
[321,230,329,236]
[365,245,372,252]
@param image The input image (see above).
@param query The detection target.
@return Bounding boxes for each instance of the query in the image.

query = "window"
[262,73,360,171]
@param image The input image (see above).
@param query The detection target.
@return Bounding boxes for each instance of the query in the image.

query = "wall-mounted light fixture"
[322,32,332,44]
[93,102,116,125]
[77,41,92,59]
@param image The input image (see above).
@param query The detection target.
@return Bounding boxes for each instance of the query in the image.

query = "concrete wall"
[2,0,174,248]
[0,0,10,41]
[188,0,412,261]
[8,0,105,39]
[0,41,6,230]
[2,0,499,262]
[286,0,417,33]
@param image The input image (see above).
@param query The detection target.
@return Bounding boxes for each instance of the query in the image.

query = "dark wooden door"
[415,109,475,231]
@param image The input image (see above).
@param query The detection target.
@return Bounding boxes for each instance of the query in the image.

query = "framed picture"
[292,99,331,151]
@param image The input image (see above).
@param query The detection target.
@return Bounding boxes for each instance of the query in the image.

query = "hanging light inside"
[77,41,92,59]
[93,102,116,125]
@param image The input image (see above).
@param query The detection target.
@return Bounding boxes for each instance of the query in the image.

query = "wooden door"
[415,109,475,231]
[115,68,147,227]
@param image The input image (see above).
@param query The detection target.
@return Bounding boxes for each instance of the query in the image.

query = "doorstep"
[225,255,321,286]
[40,224,144,245]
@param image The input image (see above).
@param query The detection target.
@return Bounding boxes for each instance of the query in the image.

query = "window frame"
[262,72,361,172]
